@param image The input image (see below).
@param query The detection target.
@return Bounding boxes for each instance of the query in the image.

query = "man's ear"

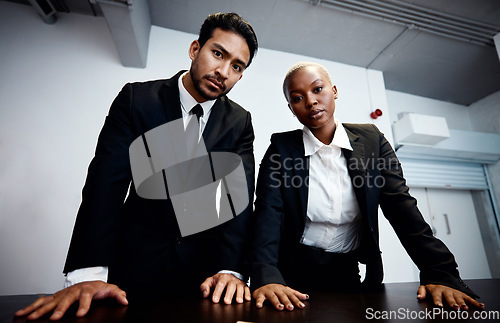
[188,40,200,60]
[332,85,338,99]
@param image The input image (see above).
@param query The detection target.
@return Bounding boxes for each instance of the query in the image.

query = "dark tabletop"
[2,279,499,322]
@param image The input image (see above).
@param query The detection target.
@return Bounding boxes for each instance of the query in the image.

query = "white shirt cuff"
[218,270,245,282]
[64,266,108,288]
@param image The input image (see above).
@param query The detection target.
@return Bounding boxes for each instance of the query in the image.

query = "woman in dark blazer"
[250,62,482,311]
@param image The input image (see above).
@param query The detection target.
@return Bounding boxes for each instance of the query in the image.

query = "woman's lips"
[309,109,324,119]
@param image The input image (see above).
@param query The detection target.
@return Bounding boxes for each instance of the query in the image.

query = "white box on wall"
[393,113,450,146]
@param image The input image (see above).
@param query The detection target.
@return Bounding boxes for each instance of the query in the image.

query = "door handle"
[443,213,451,235]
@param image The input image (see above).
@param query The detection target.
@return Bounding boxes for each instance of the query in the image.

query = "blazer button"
[176,237,181,244]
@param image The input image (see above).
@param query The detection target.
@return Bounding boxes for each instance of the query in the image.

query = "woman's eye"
[293,96,302,102]
[314,87,323,93]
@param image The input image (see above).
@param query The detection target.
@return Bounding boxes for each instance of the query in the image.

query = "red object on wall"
[370,109,383,119]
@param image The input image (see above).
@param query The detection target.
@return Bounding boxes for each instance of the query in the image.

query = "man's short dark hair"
[198,12,258,67]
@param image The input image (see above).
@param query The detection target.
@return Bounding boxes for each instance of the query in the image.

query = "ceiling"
[9,0,500,106]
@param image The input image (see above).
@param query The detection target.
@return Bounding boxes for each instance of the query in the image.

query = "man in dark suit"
[16,12,258,321]
[250,62,483,311]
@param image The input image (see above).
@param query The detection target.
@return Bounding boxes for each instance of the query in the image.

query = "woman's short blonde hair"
[282,62,333,101]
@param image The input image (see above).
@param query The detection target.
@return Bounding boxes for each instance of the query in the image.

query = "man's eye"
[233,64,241,72]
[314,87,323,93]
[213,50,222,57]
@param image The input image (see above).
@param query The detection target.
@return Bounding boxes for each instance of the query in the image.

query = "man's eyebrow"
[213,43,248,68]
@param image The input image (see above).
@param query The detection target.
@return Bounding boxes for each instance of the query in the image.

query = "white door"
[410,187,491,279]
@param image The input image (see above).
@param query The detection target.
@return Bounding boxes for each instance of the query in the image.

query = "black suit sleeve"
[249,135,288,290]
[213,110,256,277]
[64,84,136,273]
[373,125,478,298]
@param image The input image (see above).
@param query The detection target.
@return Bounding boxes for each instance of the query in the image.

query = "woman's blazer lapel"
[343,127,368,218]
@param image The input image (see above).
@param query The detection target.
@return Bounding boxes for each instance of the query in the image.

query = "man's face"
[188,28,250,101]
[286,66,338,131]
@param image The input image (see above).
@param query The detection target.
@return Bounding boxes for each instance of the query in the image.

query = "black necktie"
[186,104,204,146]
[191,104,203,122]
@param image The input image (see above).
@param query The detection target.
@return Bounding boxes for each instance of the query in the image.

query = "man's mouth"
[205,76,225,91]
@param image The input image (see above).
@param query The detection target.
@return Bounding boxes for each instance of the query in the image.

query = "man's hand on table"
[15,281,128,320]
[417,284,485,310]
[253,283,308,311]
[200,273,251,304]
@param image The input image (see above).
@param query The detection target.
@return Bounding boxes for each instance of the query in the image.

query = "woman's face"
[286,66,338,132]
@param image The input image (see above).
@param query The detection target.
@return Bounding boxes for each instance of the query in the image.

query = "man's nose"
[215,62,230,79]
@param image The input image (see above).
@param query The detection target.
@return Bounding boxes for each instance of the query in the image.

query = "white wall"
[468,91,500,210]
[386,90,473,131]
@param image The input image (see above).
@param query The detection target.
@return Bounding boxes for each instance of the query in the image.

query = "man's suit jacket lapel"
[160,72,183,123]
[159,71,223,152]
[202,97,225,151]
[160,72,207,183]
